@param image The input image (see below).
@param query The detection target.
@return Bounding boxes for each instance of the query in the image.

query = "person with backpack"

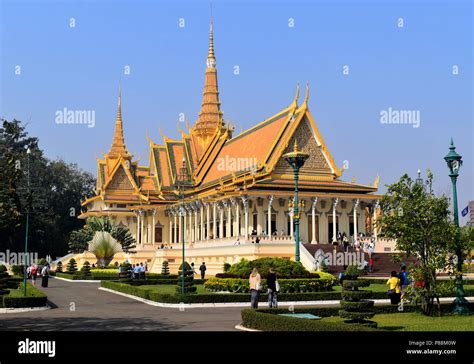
[266,268,279,308]
[398,265,409,299]
[30,264,38,286]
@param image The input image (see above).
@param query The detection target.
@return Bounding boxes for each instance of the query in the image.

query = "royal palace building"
[75,19,389,274]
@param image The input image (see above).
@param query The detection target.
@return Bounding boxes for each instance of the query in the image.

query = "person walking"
[199,262,207,280]
[249,268,261,309]
[30,264,38,286]
[387,270,401,304]
[266,268,279,308]
[41,264,50,288]
[398,265,409,300]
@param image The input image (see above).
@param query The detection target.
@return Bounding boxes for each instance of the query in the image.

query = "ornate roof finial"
[108,83,131,159]
[290,82,300,109]
[303,82,309,107]
[207,15,216,68]
[293,139,299,153]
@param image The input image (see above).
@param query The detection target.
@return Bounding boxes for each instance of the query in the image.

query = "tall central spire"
[191,16,225,149]
[108,85,131,159]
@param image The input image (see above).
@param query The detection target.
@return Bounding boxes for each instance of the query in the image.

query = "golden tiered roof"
[80,17,380,216]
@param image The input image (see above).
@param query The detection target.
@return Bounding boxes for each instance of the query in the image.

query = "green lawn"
[323,312,474,331]
[139,284,209,294]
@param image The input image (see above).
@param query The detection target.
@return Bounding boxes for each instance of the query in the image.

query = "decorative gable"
[107,165,134,191]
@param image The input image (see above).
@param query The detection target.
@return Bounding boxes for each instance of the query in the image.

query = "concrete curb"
[0,305,50,314]
[99,286,474,309]
[52,276,101,283]
[234,324,260,332]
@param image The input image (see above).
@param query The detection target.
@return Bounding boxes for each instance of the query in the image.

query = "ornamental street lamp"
[444,138,470,314]
[178,157,189,295]
[284,140,309,263]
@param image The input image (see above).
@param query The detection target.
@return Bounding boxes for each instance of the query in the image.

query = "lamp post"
[444,138,470,314]
[23,147,31,296]
[284,140,309,263]
[178,157,189,295]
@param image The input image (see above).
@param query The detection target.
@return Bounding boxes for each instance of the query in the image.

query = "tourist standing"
[249,268,261,309]
[41,264,50,288]
[199,262,207,280]
[266,268,279,308]
[190,262,196,277]
[343,234,349,252]
[369,256,374,273]
[386,270,401,304]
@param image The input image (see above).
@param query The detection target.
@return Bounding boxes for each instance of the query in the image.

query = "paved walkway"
[0,278,243,331]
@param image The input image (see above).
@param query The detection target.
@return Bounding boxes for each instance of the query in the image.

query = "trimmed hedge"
[241,309,377,332]
[3,283,47,308]
[205,273,336,293]
[55,272,177,281]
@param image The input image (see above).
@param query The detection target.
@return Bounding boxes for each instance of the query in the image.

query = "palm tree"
[88,231,123,267]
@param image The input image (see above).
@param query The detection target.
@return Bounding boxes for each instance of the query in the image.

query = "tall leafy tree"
[378,171,457,315]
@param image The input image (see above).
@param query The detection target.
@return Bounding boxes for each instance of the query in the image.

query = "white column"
[173,212,177,244]
[213,202,217,239]
[235,201,240,237]
[136,212,141,246]
[206,203,210,240]
[219,204,224,238]
[353,199,359,239]
[242,197,249,241]
[200,204,204,241]
[183,210,187,243]
[194,209,198,242]
[268,195,274,237]
[140,210,145,246]
[311,197,318,244]
[332,198,339,243]
[169,212,173,244]
[188,209,192,243]
[178,210,182,244]
[227,201,232,238]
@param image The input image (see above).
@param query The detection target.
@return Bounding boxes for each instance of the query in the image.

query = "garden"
[0,264,47,308]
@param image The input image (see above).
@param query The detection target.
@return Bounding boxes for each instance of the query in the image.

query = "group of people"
[123,262,147,280]
[386,265,410,304]
[249,267,279,309]
[26,263,50,288]
[190,262,207,279]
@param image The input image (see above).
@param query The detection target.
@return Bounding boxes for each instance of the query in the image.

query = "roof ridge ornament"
[290,82,300,110]
[302,82,309,108]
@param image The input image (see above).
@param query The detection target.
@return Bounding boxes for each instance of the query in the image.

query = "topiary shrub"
[56,261,63,273]
[66,258,78,274]
[339,272,376,328]
[161,261,170,276]
[176,262,196,294]
[227,258,310,278]
[223,262,231,273]
[11,264,21,276]
[81,261,91,277]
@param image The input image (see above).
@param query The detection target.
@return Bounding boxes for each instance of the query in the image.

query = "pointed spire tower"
[191,16,226,149]
[108,85,131,160]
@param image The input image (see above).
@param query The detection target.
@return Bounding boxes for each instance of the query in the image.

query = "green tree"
[81,261,91,277]
[378,171,457,315]
[176,262,196,294]
[66,258,78,274]
[56,261,63,273]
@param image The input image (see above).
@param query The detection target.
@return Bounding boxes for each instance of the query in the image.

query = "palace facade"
[76,19,386,274]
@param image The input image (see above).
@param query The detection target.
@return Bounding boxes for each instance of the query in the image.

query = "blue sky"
[1,0,472,223]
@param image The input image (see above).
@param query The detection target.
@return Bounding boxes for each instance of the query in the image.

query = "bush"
[11,264,21,276]
[339,275,376,327]
[81,261,92,277]
[205,273,336,293]
[66,258,78,273]
[0,265,6,273]
[227,258,310,278]
[56,261,63,273]
[3,283,47,308]
[223,263,231,272]
[161,261,170,276]
[241,309,377,332]
[176,262,196,294]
